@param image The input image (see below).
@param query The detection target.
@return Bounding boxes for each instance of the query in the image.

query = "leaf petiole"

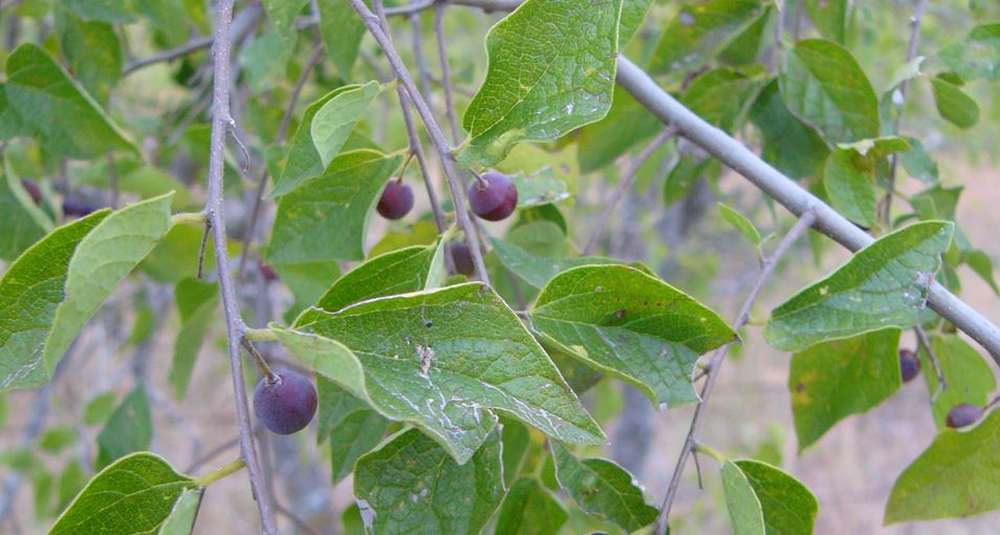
[194,457,246,487]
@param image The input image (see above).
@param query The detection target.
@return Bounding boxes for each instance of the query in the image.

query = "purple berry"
[899,349,920,383]
[62,196,97,217]
[253,370,318,435]
[21,179,42,204]
[945,403,984,429]
[468,171,518,222]
[377,180,414,220]
[449,242,475,276]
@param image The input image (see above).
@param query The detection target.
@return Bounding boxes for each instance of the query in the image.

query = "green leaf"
[511,169,570,208]
[39,426,78,454]
[682,68,760,133]
[964,249,1000,295]
[50,452,197,535]
[83,392,117,426]
[803,0,849,43]
[885,409,1000,523]
[490,238,625,289]
[765,221,954,352]
[664,154,716,207]
[354,428,504,534]
[789,328,902,450]
[275,283,604,464]
[369,220,440,257]
[311,81,382,169]
[531,265,735,407]
[920,335,997,430]
[459,0,623,167]
[549,441,657,532]
[718,202,762,247]
[909,184,962,221]
[496,477,568,535]
[54,8,122,105]
[0,165,52,261]
[500,418,532,486]
[899,136,939,183]
[823,148,878,229]
[295,242,446,326]
[749,79,829,180]
[76,163,196,210]
[317,0,366,78]
[267,149,402,263]
[779,39,880,144]
[170,278,219,400]
[4,44,137,159]
[63,0,135,23]
[724,459,819,534]
[577,89,662,173]
[273,260,341,323]
[930,75,980,129]
[96,386,153,469]
[260,0,308,81]
[56,459,87,513]
[156,488,204,535]
[329,409,391,483]
[940,23,1000,82]
[650,0,767,76]
[316,377,368,443]
[718,6,774,65]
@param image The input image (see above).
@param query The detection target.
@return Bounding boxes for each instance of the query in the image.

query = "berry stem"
[915,326,947,403]
[170,212,208,226]
[692,442,724,463]
[195,217,212,281]
[396,150,416,183]
[469,169,489,188]
[193,457,247,487]
[241,337,278,385]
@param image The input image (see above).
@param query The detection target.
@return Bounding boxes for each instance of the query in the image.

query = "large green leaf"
[55,8,122,106]
[96,386,153,469]
[531,265,735,407]
[4,44,137,159]
[920,335,997,429]
[885,409,1000,523]
[804,0,849,43]
[310,81,382,169]
[276,283,604,464]
[266,149,402,263]
[722,459,818,534]
[682,68,761,133]
[0,166,51,261]
[329,409,391,484]
[1,193,174,391]
[789,328,902,450]
[49,452,196,534]
[779,39,879,144]
[260,0,308,81]
[496,477,568,535]
[822,138,909,229]
[749,79,829,180]
[295,242,446,326]
[930,76,980,129]
[317,0,366,78]
[576,89,662,173]
[354,428,504,534]
[549,441,657,532]
[940,23,1000,82]
[490,238,626,289]
[650,0,767,75]
[459,0,623,167]
[170,278,219,400]
[765,221,953,352]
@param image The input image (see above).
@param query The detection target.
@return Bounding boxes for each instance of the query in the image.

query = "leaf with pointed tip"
[779,39,880,144]
[275,283,604,464]
[4,44,137,159]
[766,221,954,352]
[549,441,657,532]
[723,459,818,534]
[354,428,504,534]
[650,0,768,76]
[49,452,196,535]
[311,81,382,169]
[803,0,848,43]
[490,238,626,289]
[749,79,829,180]
[964,249,999,295]
[531,265,735,408]
[459,0,623,167]
[885,409,1000,523]
[496,477,568,535]
[267,149,402,263]
[170,278,219,400]
[683,68,761,133]
[317,0,366,78]
[718,202,762,247]
[54,8,122,106]
[295,242,447,326]
[931,75,980,129]
[0,166,52,261]
[919,335,996,430]
[96,386,152,469]
[789,328,902,450]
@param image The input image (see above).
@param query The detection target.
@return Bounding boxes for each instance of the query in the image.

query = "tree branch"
[350,0,491,285]
[655,210,817,533]
[204,1,276,532]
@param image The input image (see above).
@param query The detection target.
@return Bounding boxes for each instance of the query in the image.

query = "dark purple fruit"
[258,261,278,283]
[899,349,920,383]
[62,197,97,217]
[468,171,518,222]
[449,242,475,276]
[253,370,318,435]
[945,403,984,429]
[21,179,42,204]
[377,180,414,220]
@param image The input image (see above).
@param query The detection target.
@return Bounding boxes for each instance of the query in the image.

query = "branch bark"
[655,210,817,533]
[204,1,275,532]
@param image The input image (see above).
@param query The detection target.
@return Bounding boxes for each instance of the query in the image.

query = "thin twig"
[655,210,817,534]
[914,325,947,403]
[882,0,930,226]
[583,126,678,255]
[237,42,325,279]
[408,0,434,99]
[196,218,212,280]
[353,0,491,285]
[204,1,276,532]
[434,3,462,142]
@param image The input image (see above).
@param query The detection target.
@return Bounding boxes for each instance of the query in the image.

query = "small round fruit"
[253,370,318,435]
[377,181,414,220]
[62,197,97,217]
[259,262,278,283]
[449,242,475,276]
[899,349,920,383]
[21,180,42,204]
[945,403,984,429]
[468,171,518,221]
